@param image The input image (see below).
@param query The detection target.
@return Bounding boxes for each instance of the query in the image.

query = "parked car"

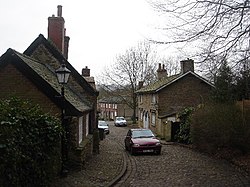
[114,116,127,127]
[124,128,161,155]
[98,120,110,134]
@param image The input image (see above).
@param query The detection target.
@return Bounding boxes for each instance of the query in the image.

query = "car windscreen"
[98,122,107,126]
[132,130,154,138]
[116,117,124,121]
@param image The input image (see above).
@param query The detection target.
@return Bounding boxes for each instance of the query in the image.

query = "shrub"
[175,107,194,144]
[0,97,62,186]
[191,102,250,154]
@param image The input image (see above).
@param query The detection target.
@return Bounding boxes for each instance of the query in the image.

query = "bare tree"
[160,56,181,76]
[98,41,159,123]
[150,0,250,66]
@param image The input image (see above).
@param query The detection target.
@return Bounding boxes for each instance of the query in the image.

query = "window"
[78,117,83,144]
[86,113,89,136]
[151,94,156,104]
[151,112,156,126]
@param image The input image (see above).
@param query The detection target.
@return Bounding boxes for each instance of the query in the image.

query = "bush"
[191,102,250,154]
[175,107,194,144]
[0,97,62,186]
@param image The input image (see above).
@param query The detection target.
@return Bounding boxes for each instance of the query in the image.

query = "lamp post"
[56,64,71,177]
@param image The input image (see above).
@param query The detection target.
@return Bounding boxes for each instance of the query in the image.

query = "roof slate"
[136,74,181,93]
[136,71,214,94]
[13,50,91,113]
[24,34,98,96]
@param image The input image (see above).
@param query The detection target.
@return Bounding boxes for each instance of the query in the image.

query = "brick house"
[136,59,214,140]
[0,5,99,171]
[98,96,133,120]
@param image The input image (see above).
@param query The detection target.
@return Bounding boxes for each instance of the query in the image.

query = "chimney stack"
[138,81,144,89]
[82,66,96,89]
[48,5,70,59]
[82,66,90,77]
[157,63,167,79]
[180,58,194,74]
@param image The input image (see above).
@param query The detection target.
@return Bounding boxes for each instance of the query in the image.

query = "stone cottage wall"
[158,74,212,117]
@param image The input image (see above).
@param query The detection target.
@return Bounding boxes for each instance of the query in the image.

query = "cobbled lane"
[110,123,250,187]
[54,122,250,187]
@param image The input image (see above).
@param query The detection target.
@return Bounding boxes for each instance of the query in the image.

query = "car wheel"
[125,145,129,151]
[130,147,135,155]
[155,150,161,155]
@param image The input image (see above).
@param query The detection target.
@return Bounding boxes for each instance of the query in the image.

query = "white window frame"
[78,116,83,144]
[86,113,89,136]
[151,112,156,126]
[151,94,156,104]
[140,110,143,120]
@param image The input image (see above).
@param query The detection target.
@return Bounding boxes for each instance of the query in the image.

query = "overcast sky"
[0,0,162,78]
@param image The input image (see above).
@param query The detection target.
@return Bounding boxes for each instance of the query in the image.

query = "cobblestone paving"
[54,123,250,187]
[53,127,125,187]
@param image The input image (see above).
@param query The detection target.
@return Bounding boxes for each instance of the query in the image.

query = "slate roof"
[0,48,91,116]
[136,71,214,94]
[98,96,124,104]
[24,34,99,96]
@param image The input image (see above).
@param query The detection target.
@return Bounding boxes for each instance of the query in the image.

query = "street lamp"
[56,64,71,177]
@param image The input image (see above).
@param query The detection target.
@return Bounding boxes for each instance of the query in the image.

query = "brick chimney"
[180,58,194,74]
[157,63,167,79]
[82,66,96,89]
[138,81,144,89]
[82,66,90,77]
[48,5,70,59]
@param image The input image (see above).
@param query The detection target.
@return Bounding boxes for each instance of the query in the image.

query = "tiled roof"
[136,74,181,93]
[136,71,214,94]
[98,96,123,104]
[13,50,91,113]
[24,34,98,96]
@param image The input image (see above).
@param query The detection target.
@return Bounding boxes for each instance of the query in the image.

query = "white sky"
[0,0,161,79]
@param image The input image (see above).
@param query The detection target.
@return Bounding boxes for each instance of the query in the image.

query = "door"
[143,111,149,129]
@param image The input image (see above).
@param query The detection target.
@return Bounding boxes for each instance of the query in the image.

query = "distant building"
[98,96,133,120]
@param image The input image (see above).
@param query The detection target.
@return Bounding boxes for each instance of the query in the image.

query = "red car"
[124,129,162,155]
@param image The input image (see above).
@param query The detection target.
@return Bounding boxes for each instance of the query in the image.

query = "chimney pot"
[158,63,161,70]
[57,5,62,17]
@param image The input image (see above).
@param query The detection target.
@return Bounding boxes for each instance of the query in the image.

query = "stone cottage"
[0,5,99,172]
[136,59,214,140]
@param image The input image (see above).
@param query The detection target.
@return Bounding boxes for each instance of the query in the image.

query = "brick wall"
[48,7,65,53]
[0,63,61,116]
